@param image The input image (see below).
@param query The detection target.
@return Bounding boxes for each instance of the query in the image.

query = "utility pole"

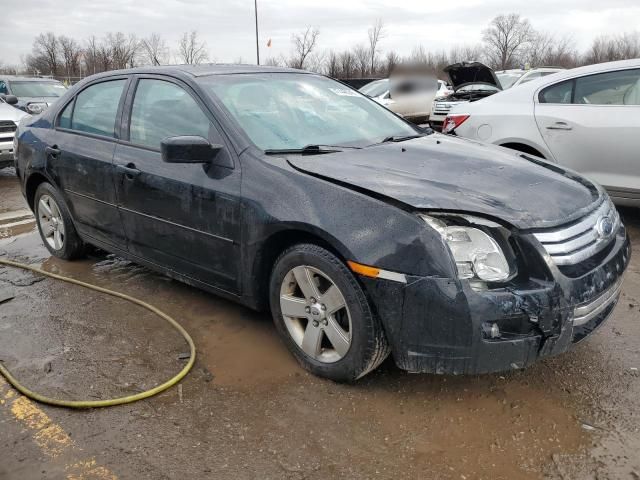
[254,0,260,65]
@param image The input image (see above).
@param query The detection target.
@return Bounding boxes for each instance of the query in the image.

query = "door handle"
[116,163,141,179]
[546,122,572,131]
[45,145,61,158]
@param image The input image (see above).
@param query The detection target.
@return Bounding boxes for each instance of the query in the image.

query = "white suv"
[444,59,640,207]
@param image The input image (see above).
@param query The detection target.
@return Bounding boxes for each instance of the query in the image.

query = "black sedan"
[14,65,630,381]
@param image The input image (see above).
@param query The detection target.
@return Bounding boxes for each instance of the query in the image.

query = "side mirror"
[1,94,18,105]
[161,136,225,165]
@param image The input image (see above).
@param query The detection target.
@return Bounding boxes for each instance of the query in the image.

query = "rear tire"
[269,243,390,382]
[34,182,85,260]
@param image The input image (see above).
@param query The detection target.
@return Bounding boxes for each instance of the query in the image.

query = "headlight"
[420,214,511,282]
[26,102,47,114]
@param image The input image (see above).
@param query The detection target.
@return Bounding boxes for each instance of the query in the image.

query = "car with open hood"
[0,95,28,168]
[0,76,67,115]
[429,61,502,131]
[14,65,630,381]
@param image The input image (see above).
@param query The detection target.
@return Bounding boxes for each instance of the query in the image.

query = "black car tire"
[269,243,390,382]
[34,182,85,260]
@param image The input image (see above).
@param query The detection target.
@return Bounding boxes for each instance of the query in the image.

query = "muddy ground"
[0,166,638,480]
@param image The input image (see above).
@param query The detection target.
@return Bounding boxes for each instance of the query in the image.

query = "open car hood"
[444,62,501,91]
[287,135,601,230]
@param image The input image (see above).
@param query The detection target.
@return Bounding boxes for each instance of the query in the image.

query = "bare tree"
[288,27,320,69]
[384,50,400,76]
[178,31,209,65]
[482,14,534,69]
[324,50,340,78]
[140,33,169,66]
[31,32,60,75]
[353,44,369,77]
[339,50,356,78]
[58,36,82,79]
[367,19,385,74]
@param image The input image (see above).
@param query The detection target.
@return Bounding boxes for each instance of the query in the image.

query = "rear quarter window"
[539,80,574,104]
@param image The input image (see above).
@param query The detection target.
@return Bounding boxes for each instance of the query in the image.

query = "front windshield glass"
[497,72,524,89]
[9,81,67,97]
[202,73,418,151]
[359,79,389,97]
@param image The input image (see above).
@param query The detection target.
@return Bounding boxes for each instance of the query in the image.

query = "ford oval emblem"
[596,216,614,238]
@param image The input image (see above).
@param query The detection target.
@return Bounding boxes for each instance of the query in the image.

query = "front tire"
[269,243,390,382]
[34,182,85,260]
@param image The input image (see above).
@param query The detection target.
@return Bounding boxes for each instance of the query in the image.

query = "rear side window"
[129,79,210,149]
[71,80,126,137]
[539,80,573,104]
[574,69,640,105]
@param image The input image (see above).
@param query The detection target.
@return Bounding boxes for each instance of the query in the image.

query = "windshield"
[202,73,418,151]
[497,72,524,89]
[9,81,67,97]
[359,79,389,98]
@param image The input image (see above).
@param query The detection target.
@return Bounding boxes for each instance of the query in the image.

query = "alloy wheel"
[279,265,352,363]
[37,194,66,250]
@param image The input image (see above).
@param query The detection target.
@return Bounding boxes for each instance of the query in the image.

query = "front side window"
[0,81,7,95]
[201,73,418,151]
[9,81,67,97]
[539,80,574,104]
[129,79,211,149]
[574,69,640,105]
[71,80,126,137]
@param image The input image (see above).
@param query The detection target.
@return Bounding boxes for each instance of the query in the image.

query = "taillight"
[442,114,470,134]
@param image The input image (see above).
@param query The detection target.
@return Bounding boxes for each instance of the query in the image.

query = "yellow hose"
[0,257,196,408]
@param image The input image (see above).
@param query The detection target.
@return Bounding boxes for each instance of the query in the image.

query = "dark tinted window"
[58,100,74,129]
[71,80,125,137]
[574,69,640,105]
[129,79,210,149]
[539,80,573,104]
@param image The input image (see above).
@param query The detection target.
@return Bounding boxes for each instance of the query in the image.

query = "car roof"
[0,76,63,82]
[90,63,309,79]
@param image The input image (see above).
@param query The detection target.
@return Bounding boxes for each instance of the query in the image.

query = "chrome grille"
[532,199,620,266]
[0,121,16,134]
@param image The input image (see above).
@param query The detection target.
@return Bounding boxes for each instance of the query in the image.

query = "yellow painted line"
[0,377,118,479]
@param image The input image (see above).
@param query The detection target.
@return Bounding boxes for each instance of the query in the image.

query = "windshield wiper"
[264,144,361,156]
[368,133,427,147]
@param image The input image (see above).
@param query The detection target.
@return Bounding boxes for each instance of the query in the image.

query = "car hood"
[0,102,28,123]
[287,135,601,229]
[444,62,501,91]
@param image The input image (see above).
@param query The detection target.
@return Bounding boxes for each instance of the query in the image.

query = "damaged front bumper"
[361,226,631,375]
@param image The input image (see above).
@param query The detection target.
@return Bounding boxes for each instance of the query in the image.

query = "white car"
[0,96,27,169]
[444,59,640,206]
[496,68,564,89]
[359,78,449,121]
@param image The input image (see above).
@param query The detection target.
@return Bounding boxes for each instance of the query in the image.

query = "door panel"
[49,79,127,247]
[113,77,242,293]
[535,69,640,194]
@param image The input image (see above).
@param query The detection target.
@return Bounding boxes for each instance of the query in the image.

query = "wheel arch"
[25,171,53,211]
[249,225,353,311]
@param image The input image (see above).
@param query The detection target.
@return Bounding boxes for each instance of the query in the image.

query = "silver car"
[0,96,27,169]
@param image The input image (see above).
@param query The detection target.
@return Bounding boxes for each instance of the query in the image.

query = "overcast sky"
[1,0,639,66]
